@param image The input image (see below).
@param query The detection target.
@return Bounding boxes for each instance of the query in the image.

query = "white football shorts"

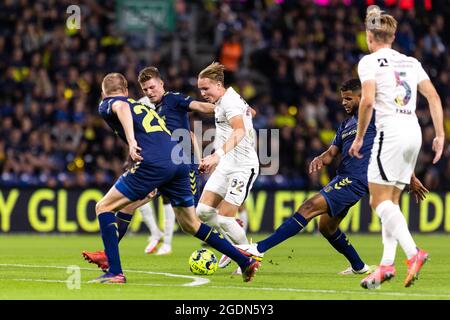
[368,119,422,190]
[203,163,259,206]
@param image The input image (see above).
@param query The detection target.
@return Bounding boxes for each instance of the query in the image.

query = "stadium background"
[0,0,449,234]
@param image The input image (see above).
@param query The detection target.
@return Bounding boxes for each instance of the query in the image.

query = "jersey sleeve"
[222,94,244,120]
[173,92,194,112]
[99,98,121,117]
[331,125,343,150]
[358,55,377,83]
[416,60,430,83]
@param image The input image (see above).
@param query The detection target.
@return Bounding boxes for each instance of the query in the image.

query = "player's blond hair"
[102,73,128,95]
[365,6,397,44]
[138,66,162,83]
[198,62,225,84]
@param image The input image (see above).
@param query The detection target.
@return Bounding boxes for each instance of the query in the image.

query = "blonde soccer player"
[349,6,445,289]
[196,62,260,273]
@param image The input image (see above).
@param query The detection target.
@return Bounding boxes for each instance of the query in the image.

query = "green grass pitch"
[1,233,449,300]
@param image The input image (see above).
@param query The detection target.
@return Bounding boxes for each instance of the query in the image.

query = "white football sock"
[238,209,249,231]
[376,200,418,260]
[139,203,162,238]
[196,203,219,227]
[380,222,397,266]
[217,215,249,245]
[163,204,175,245]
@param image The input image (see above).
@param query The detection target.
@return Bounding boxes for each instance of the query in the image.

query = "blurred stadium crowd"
[0,0,448,190]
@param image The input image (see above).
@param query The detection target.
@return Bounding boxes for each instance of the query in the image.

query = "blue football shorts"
[319,175,368,217]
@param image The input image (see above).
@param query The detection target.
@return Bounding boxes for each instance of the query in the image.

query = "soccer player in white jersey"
[196,62,260,272]
[349,6,445,289]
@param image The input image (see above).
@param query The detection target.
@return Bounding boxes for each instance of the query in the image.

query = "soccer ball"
[188,249,218,275]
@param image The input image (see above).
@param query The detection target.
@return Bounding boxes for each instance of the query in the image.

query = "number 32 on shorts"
[230,179,245,195]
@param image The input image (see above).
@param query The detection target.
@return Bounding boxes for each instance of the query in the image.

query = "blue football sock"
[257,212,308,253]
[98,212,122,275]
[194,223,251,269]
[116,211,132,243]
[325,229,365,271]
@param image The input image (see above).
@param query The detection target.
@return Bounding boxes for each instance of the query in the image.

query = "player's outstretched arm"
[190,131,203,165]
[220,115,246,154]
[309,145,339,174]
[349,80,375,159]
[113,100,143,161]
[200,115,246,173]
[418,79,445,164]
[189,101,216,113]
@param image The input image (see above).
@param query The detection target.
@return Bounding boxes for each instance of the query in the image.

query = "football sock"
[217,215,249,245]
[325,229,365,271]
[196,203,219,227]
[194,223,251,268]
[380,221,398,266]
[257,212,308,253]
[139,203,163,238]
[376,200,417,259]
[163,204,175,245]
[116,211,132,243]
[98,212,122,275]
[238,208,249,231]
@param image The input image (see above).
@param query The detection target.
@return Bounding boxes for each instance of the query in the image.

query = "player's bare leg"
[237,203,248,231]
[318,214,343,236]
[96,186,134,214]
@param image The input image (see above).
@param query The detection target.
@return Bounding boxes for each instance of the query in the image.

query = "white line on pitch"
[0,263,209,287]
[6,278,195,288]
[5,278,450,299]
[2,263,450,298]
[205,285,450,298]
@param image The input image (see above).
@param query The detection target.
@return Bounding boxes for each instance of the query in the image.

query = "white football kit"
[358,48,429,188]
[204,87,259,206]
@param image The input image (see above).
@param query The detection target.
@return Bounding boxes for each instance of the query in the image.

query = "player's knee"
[369,195,385,210]
[297,199,315,220]
[196,203,217,223]
[95,201,105,215]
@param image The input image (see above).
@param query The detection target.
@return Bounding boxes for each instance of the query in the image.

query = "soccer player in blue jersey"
[136,66,214,254]
[87,73,260,283]
[237,79,427,275]
[83,68,216,259]
[137,66,212,205]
